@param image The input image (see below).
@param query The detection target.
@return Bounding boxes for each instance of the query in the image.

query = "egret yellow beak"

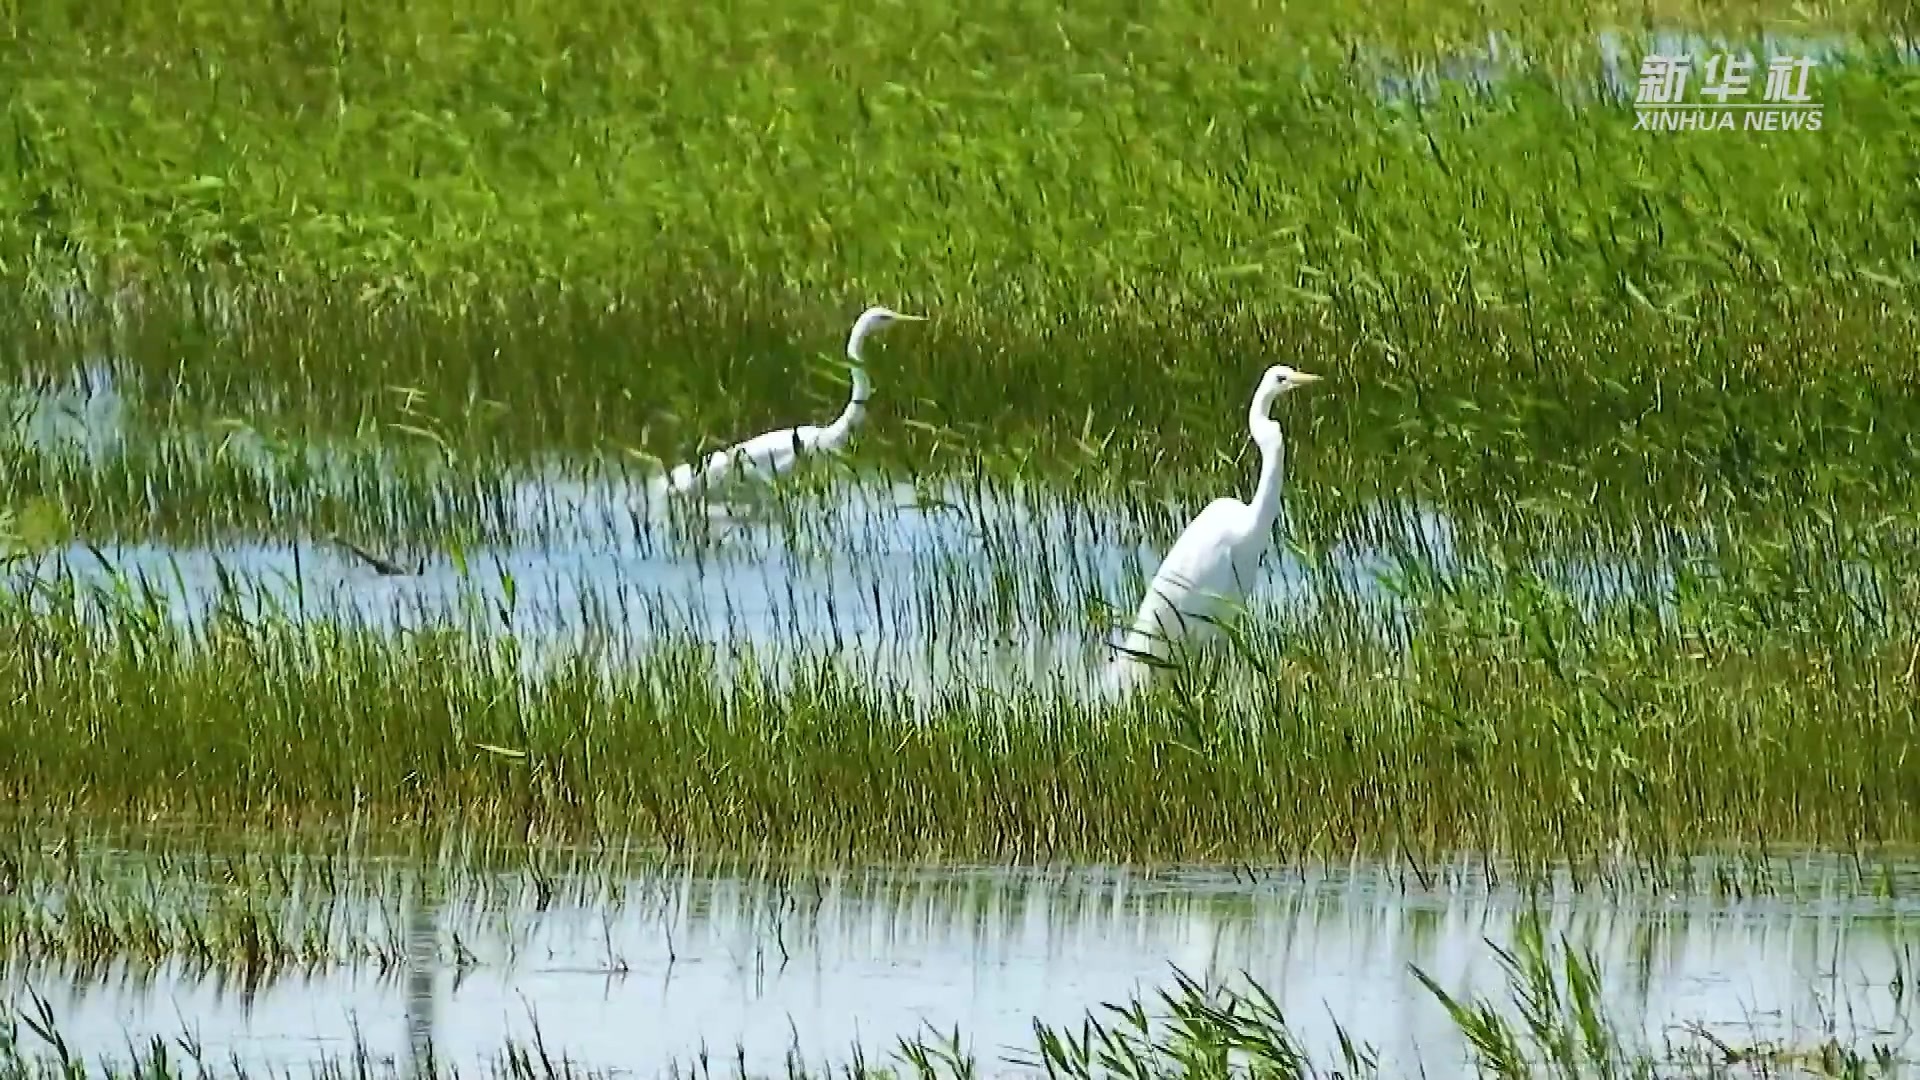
[1288,371,1323,384]
[896,313,928,321]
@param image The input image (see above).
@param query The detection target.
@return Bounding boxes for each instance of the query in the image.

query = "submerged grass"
[0,821,1913,993]
[0,913,1911,1077]
[0,833,614,988]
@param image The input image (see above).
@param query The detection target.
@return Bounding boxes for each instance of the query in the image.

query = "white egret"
[660,306,925,498]
[1107,364,1323,691]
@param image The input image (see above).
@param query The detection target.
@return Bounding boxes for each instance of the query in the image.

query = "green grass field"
[0,0,1914,867]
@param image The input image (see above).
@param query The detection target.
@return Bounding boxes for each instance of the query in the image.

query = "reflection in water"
[407,879,437,1074]
[6,858,1920,1073]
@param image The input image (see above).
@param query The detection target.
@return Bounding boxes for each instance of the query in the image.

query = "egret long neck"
[846,313,885,361]
[1246,388,1287,532]
[820,314,885,448]
[819,361,871,448]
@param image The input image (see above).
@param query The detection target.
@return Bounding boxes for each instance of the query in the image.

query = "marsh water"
[7,356,1725,697]
[8,348,1902,1070]
[1,339,1909,1070]
[8,857,1920,1073]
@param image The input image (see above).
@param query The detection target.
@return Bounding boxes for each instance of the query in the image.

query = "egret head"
[1259,364,1323,400]
[860,305,925,327]
[847,305,927,359]
[1249,365,1321,442]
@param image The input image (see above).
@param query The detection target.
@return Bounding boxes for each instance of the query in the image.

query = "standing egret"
[660,306,926,498]
[1107,364,1323,690]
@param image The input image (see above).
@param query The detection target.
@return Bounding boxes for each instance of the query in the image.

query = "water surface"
[9,856,1920,1073]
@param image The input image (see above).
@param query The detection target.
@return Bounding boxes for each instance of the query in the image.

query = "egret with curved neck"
[1107,364,1322,691]
[810,307,889,453]
[661,305,924,498]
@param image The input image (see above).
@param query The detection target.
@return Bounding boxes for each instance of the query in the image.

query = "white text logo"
[1634,53,1822,132]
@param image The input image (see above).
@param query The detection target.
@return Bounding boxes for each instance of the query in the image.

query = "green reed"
[4,318,1917,563]
[0,505,1912,863]
[0,2,1908,304]
[0,0,1912,881]
[1,8,1917,510]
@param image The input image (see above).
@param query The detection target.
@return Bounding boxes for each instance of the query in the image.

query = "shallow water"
[11,356,1861,702]
[4,465,1701,694]
[8,857,1920,1073]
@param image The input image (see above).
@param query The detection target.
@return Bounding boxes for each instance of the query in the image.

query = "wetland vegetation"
[0,0,1917,1071]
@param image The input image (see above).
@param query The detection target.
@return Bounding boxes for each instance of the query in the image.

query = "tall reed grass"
[1,521,1912,863]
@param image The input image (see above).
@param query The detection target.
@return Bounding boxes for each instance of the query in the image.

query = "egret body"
[1107,364,1322,690]
[662,306,924,497]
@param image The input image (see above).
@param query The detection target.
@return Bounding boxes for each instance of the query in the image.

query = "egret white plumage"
[1107,364,1322,691]
[660,306,925,498]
